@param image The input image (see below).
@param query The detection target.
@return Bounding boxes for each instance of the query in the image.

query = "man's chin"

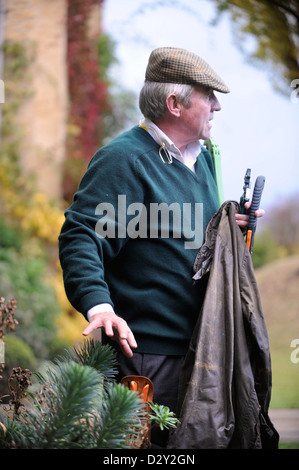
[202,131,211,141]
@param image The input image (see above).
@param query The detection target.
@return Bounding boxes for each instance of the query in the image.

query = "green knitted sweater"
[59,126,219,355]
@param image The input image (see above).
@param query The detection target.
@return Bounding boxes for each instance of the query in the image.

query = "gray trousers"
[116,352,184,448]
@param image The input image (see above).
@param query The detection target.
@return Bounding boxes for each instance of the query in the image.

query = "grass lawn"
[256,256,299,409]
[270,348,299,409]
[279,442,299,449]
[256,256,299,449]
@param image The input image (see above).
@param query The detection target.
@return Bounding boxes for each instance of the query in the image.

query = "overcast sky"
[102,0,299,214]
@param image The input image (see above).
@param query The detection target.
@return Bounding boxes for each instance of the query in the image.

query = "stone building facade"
[4,0,68,199]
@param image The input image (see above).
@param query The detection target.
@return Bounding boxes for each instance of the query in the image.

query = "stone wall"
[4,0,68,199]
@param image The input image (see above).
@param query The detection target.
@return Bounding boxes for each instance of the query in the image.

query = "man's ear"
[165,94,181,117]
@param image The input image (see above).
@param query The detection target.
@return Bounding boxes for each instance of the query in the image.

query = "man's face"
[180,86,221,142]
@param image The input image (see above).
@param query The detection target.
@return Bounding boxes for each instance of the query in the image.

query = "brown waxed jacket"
[167,201,279,449]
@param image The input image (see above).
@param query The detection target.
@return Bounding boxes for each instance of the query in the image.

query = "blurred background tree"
[121,0,299,96]
[252,193,299,268]
[209,0,299,94]
[63,0,136,202]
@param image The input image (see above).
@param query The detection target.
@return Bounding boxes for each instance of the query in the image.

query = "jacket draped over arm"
[167,201,279,449]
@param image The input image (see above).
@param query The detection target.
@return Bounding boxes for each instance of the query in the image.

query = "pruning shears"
[240,168,266,254]
[240,168,251,214]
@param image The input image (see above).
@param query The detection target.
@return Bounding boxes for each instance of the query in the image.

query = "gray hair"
[139,81,194,121]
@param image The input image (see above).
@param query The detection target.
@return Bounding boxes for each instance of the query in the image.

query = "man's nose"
[212,95,221,112]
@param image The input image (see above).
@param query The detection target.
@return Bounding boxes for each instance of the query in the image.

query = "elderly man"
[59,47,260,447]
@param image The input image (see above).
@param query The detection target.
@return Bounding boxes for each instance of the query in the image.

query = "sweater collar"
[139,118,201,172]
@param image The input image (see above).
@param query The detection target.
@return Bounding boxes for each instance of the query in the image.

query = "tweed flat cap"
[145,47,230,93]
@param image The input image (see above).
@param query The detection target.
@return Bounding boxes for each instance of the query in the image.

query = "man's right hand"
[82,311,137,358]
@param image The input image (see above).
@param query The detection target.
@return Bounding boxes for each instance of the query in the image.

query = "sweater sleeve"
[58,143,144,318]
